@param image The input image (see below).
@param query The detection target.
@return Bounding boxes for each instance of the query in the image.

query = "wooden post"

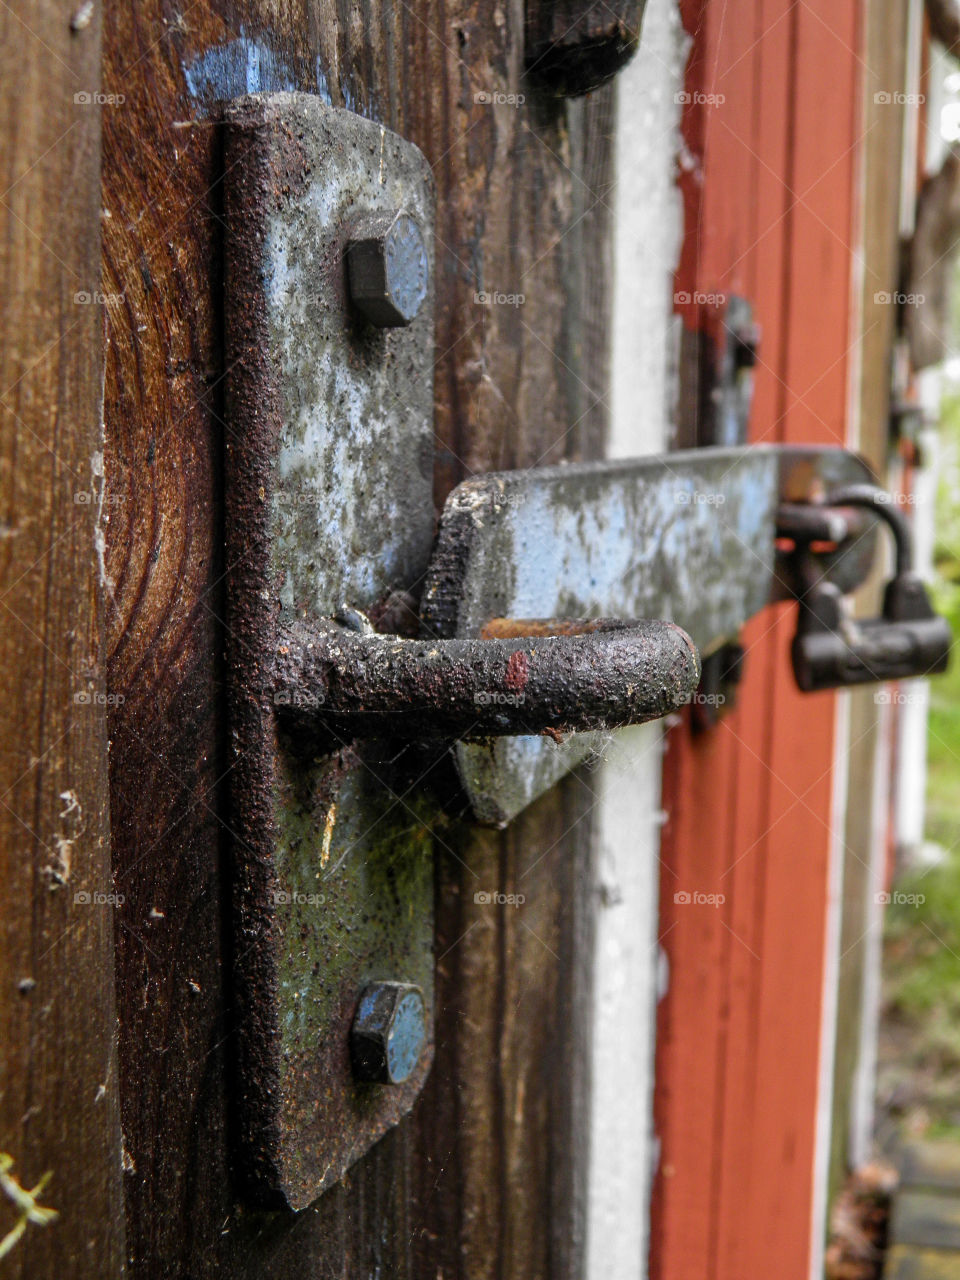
[0,2,124,1275]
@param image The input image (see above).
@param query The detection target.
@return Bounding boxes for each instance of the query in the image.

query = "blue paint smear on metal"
[356,988,379,1021]
[386,992,426,1083]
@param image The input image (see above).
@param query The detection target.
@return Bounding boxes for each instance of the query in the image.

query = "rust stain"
[481,616,615,639]
[504,649,529,691]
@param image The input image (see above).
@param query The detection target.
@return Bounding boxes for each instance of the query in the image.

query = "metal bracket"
[223,94,436,1209]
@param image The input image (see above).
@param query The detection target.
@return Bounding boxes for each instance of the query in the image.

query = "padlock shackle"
[824,484,912,578]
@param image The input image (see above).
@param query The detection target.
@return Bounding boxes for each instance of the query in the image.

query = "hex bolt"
[350,982,426,1084]
[346,212,429,328]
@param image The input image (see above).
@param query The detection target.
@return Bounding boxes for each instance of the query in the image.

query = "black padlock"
[786,485,952,693]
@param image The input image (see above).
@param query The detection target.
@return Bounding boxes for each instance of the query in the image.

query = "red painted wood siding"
[651,1,862,1276]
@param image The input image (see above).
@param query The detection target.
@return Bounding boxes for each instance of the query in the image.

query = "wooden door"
[651,2,885,1277]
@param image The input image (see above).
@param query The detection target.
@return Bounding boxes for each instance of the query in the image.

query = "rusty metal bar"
[274,617,700,741]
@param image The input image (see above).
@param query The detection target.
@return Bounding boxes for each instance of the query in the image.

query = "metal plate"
[421,445,877,825]
[222,93,436,1209]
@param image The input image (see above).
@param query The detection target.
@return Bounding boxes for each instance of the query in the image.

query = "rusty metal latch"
[220,94,943,1210]
[275,616,700,741]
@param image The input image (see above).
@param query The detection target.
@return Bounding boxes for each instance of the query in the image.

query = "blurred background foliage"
[878,374,960,1143]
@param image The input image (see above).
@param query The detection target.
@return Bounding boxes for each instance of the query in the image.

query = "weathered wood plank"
[0,1,124,1275]
[652,3,757,1276]
[899,1141,960,1193]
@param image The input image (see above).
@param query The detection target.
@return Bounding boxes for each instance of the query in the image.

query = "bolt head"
[346,213,429,328]
[350,982,426,1084]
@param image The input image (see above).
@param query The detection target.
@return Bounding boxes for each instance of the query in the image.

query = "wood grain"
[0,1,125,1275]
[99,2,613,1274]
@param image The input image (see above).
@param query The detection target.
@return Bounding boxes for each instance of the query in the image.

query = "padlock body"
[792,614,951,692]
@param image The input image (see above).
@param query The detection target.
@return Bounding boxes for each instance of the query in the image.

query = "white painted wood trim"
[585,3,686,1276]
[809,690,852,1279]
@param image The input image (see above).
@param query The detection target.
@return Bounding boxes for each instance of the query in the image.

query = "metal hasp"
[219,95,911,1209]
[421,445,882,825]
[222,94,436,1209]
[781,485,952,691]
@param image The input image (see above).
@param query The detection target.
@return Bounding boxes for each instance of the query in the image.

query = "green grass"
[926,579,960,851]
[878,388,960,1140]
